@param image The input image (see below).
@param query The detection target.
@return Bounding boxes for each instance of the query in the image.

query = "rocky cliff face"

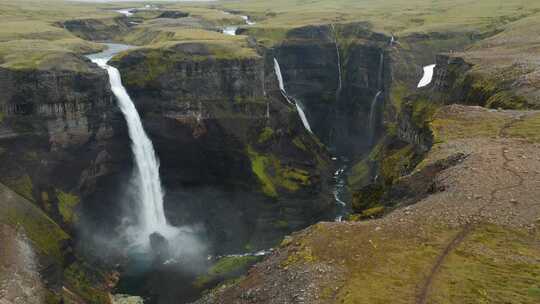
[0,60,134,304]
[271,24,390,157]
[111,42,333,252]
[0,62,130,230]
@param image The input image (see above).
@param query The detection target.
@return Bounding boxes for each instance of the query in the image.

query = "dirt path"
[416,113,529,304]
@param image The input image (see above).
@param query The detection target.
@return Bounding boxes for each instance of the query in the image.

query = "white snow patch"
[417,64,436,88]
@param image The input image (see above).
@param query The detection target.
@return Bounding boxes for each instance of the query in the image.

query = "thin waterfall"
[367,51,385,145]
[368,91,382,145]
[331,24,343,99]
[273,58,313,133]
[294,99,313,133]
[377,52,384,90]
[273,58,287,94]
[89,52,177,246]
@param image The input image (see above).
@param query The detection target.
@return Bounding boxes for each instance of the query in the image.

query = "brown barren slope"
[195,105,540,304]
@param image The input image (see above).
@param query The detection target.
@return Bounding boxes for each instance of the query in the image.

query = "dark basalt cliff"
[270,23,391,157]
[111,42,333,252]
[0,63,129,227]
[0,63,128,302]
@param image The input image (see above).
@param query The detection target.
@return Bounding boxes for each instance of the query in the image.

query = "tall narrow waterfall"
[294,99,313,133]
[368,91,382,145]
[273,58,312,133]
[90,51,176,246]
[377,52,384,90]
[331,24,343,99]
[367,51,385,145]
[273,58,287,94]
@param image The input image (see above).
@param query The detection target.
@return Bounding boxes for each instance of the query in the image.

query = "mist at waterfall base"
[85,44,211,303]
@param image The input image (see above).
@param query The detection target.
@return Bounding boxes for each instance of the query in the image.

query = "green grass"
[0,0,111,70]
[194,256,260,288]
[247,145,278,197]
[0,183,69,261]
[277,220,540,304]
[430,109,508,143]
[348,160,370,189]
[64,262,110,304]
[258,127,274,144]
[205,0,540,35]
[5,175,34,201]
[247,145,312,197]
[506,113,540,143]
[431,225,540,304]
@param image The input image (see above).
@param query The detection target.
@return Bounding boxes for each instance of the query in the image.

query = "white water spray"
[417,64,436,88]
[88,45,177,247]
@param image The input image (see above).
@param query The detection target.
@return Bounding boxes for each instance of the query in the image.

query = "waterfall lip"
[417,64,437,88]
[86,43,134,63]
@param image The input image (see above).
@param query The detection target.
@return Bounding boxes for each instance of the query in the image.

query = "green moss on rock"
[6,175,34,201]
[506,113,540,143]
[411,98,439,129]
[0,183,68,261]
[351,183,384,213]
[63,262,110,304]
[292,137,307,151]
[485,91,528,110]
[247,145,278,197]
[56,190,80,224]
[348,160,370,189]
[247,145,312,197]
[194,256,260,289]
[258,127,274,144]
[380,144,416,185]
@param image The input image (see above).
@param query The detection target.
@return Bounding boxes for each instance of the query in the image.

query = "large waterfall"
[89,45,177,247]
[273,58,312,133]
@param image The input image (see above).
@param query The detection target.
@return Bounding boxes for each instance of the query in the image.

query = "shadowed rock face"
[158,11,190,19]
[111,43,333,253]
[271,24,390,157]
[60,18,132,41]
[0,63,131,231]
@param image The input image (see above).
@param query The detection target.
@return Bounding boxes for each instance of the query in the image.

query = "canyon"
[1,1,540,304]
